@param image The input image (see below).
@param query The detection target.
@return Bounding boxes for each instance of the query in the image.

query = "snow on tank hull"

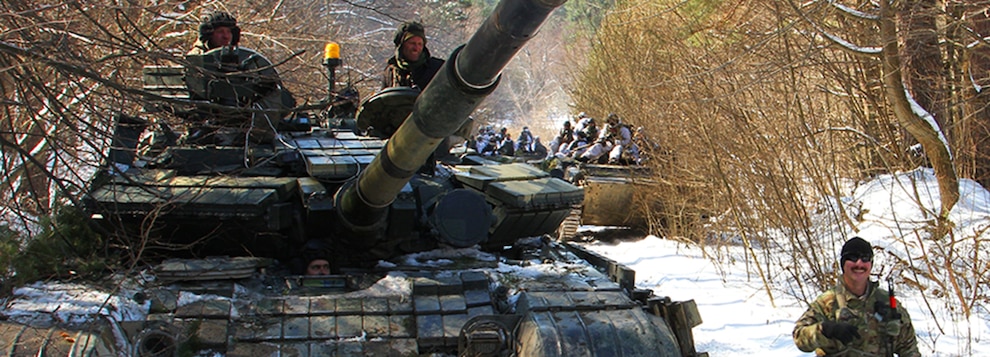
[0,240,704,356]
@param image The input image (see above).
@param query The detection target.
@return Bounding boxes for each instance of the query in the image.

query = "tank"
[0,0,707,355]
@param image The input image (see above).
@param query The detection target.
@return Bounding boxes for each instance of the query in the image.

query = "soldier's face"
[842,256,872,292]
[209,26,233,48]
[306,259,330,275]
[401,36,425,61]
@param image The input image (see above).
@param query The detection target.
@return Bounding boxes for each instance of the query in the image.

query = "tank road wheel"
[556,205,582,241]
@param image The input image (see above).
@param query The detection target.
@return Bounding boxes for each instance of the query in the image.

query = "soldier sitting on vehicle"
[472,125,493,154]
[182,11,296,146]
[575,112,599,140]
[497,132,515,156]
[575,113,638,165]
[547,120,574,158]
[603,113,635,164]
[557,130,591,159]
[496,127,509,142]
[480,134,500,156]
[516,126,536,153]
[576,129,612,163]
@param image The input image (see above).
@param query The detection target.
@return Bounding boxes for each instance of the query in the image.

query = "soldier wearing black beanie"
[840,236,873,265]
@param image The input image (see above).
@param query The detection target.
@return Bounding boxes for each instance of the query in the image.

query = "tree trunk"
[962,5,990,189]
[900,0,946,129]
[880,0,959,230]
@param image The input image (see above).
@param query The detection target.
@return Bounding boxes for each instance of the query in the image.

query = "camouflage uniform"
[187,38,211,56]
[382,49,444,89]
[793,277,921,356]
[382,22,445,90]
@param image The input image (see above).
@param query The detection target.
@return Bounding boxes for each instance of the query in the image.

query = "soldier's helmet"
[394,21,427,46]
[300,239,331,270]
[607,113,620,125]
[199,11,241,47]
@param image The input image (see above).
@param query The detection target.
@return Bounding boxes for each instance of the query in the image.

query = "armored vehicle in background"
[0,0,706,355]
[550,158,657,241]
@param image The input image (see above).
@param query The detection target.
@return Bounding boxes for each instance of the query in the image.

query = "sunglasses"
[842,254,872,263]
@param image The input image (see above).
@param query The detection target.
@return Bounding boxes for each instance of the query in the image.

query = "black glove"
[821,320,860,344]
[874,301,902,321]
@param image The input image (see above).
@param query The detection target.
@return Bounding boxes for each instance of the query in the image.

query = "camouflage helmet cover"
[393,21,427,46]
[199,11,241,47]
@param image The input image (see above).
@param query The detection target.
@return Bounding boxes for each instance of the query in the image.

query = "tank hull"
[0,241,704,356]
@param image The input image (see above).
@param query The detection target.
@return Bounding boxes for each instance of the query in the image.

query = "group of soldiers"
[548,112,648,165]
[469,125,540,157]
[174,13,447,147]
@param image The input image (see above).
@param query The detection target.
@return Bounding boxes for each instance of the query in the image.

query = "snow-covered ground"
[2,167,986,356]
[581,167,989,356]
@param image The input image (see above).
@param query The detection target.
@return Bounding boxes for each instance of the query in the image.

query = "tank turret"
[90,2,585,263]
[336,0,569,255]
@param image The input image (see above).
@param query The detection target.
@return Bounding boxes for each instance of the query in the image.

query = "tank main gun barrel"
[335,0,567,246]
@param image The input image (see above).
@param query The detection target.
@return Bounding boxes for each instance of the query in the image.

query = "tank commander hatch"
[182,11,296,145]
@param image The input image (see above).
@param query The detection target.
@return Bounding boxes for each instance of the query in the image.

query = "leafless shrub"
[569,0,989,342]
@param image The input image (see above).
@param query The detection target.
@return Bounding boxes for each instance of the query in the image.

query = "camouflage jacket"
[187,39,211,56]
[793,278,921,356]
[382,47,444,90]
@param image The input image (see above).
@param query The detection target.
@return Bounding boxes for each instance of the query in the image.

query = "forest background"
[1,0,989,352]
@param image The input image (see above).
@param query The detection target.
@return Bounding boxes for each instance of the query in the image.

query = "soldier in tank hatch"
[189,11,240,55]
[382,21,445,90]
[305,258,331,276]
[382,21,453,169]
[182,11,296,145]
[293,239,334,276]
